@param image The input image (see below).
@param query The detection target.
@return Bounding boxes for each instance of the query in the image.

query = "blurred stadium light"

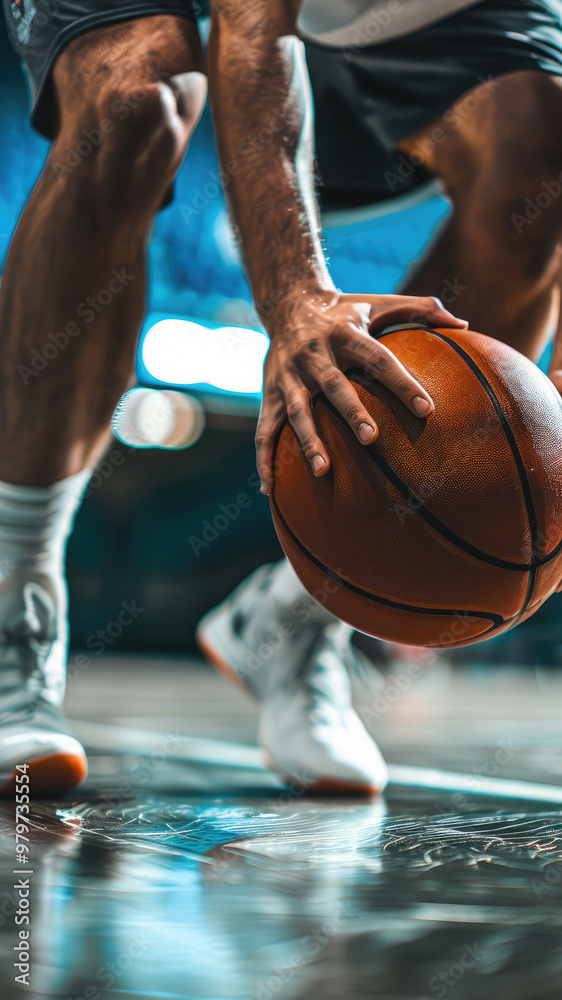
[136,182,452,419]
[139,316,268,397]
[113,388,205,450]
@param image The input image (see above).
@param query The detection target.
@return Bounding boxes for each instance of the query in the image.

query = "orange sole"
[0,753,88,798]
[261,751,384,797]
[197,631,258,702]
[305,777,384,795]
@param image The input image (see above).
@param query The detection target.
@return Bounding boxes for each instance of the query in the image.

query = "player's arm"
[207,0,466,493]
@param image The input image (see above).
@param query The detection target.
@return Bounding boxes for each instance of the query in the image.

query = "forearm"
[207,3,466,493]
[207,2,334,328]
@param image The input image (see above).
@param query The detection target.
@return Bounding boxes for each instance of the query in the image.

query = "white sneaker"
[0,570,87,796]
[197,563,388,794]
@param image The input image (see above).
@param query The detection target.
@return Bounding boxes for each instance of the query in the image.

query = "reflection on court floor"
[1,722,562,999]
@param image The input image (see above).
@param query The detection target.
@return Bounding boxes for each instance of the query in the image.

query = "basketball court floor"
[1,654,561,1000]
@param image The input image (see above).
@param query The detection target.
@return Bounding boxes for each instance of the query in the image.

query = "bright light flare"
[113,388,205,450]
[141,319,268,394]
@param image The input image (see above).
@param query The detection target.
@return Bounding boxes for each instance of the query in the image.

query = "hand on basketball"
[256,289,468,494]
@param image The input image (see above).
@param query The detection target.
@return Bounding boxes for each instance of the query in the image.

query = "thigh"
[53,14,204,128]
[400,71,562,205]
[306,0,562,206]
[400,72,562,361]
[3,0,201,137]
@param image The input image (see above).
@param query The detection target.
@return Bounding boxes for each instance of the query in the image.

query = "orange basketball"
[270,326,562,648]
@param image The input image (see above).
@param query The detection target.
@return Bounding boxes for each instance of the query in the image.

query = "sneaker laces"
[0,581,63,725]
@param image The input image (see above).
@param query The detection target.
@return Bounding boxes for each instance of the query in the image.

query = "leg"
[0,14,205,484]
[197,560,388,793]
[0,14,206,795]
[398,71,562,362]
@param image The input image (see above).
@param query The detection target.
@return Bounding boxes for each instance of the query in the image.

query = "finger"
[341,294,468,331]
[549,369,562,398]
[341,335,434,418]
[315,364,380,445]
[255,408,279,496]
[284,388,332,478]
[371,297,469,334]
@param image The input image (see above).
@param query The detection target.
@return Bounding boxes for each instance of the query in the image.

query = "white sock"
[0,470,90,566]
[0,470,91,694]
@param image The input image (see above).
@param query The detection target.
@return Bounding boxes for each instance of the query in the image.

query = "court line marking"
[69,721,562,804]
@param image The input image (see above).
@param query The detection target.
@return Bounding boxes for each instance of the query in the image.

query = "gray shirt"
[297,0,482,46]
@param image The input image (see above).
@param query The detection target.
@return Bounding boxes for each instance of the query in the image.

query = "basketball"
[270,326,562,648]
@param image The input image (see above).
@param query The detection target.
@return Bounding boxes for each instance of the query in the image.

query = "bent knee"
[49,83,185,213]
[406,71,562,192]
[486,74,562,208]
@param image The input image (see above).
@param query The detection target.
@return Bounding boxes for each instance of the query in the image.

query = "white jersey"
[298,0,483,47]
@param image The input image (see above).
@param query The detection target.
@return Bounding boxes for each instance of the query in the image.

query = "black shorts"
[306,0,562,205]
[2,0,197,137]
[4,0,562,204]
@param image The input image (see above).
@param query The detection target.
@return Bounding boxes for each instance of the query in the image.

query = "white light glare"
[113,388,205,449]
[142,319,268,394]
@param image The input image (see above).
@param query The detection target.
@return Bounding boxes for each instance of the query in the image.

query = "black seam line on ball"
[270,492,504,636]
[322,395,532,573]
[372,327,541,558]
[373,326,541,620]
[417,330,539,618]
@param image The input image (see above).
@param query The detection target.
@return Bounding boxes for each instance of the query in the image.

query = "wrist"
[259,283,338,337]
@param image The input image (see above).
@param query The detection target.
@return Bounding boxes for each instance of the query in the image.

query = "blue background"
[0,27,560,664]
